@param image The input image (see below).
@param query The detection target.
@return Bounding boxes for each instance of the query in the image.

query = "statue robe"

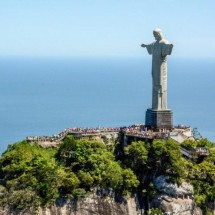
[146,39,173,110]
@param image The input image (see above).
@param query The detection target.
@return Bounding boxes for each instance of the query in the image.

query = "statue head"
[153,28,163,41]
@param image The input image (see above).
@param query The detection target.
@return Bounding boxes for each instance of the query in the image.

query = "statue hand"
[141,44,147,48]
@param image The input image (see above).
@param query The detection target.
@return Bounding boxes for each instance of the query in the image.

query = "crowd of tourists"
[26,126,121,143]
[26,124,174,143]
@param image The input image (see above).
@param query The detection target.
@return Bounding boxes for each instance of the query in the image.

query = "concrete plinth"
[145,109,173,129]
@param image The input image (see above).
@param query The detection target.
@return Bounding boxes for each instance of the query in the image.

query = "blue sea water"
[0,57,215,153]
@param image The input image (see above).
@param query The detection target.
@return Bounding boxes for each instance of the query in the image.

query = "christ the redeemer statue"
[141,29,173,110]
[141,29,174,129]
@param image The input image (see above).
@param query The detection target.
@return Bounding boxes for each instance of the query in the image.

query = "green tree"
[149,208,163,215]
[183,139,215,212]
[57,136,138,193]
[148,139,186,182]
[124,141,148,172]
[0,141,68,208]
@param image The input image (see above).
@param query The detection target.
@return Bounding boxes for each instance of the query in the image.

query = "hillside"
[0,134,214,215]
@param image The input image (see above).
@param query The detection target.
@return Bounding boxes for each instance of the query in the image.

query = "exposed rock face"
[152,195,202,215]
[0,194,141,215]
[39,196,139,215]
[154,176,194,198]
[152,176,202,215]
[0,177,208,215]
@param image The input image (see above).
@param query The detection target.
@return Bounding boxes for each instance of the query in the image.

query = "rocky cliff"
[151,176,203,215]
[0,179,206,215]
[0,194,141,215]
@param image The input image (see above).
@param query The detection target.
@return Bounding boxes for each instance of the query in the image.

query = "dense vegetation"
[0,136,138,210]
[0,135,214,214]
[182,139,215,214]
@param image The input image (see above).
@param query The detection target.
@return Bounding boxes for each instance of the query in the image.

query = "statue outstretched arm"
[141,43,153,55]
[141,43,147,48]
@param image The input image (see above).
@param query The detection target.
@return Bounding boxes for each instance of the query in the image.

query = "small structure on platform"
[180,146,209,159]
[141,29,173,129]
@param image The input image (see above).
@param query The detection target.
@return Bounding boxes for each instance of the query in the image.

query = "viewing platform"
[180,146,209,159]
[26,124,192,144]
[26,127,120,143]
[26,124,209,159]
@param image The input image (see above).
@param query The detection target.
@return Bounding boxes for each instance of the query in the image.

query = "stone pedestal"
[145,109,173,129]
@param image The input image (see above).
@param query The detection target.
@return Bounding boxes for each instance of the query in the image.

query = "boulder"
[152,176,202,215]
[154,176,193,198]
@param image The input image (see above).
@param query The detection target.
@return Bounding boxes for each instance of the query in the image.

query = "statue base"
[145,109,173,130]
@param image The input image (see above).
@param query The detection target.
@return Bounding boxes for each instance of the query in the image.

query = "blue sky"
[0,0,214,58]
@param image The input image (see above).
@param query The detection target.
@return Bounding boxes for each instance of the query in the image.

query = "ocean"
[0,57,215,153]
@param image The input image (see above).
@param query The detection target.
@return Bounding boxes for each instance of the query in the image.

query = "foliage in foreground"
[0,136,214,214]
[182,139,215,212]
[0,137,138,210]
[119,138,215,214]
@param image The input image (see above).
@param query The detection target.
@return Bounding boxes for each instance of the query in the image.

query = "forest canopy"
[0,135,214,213]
